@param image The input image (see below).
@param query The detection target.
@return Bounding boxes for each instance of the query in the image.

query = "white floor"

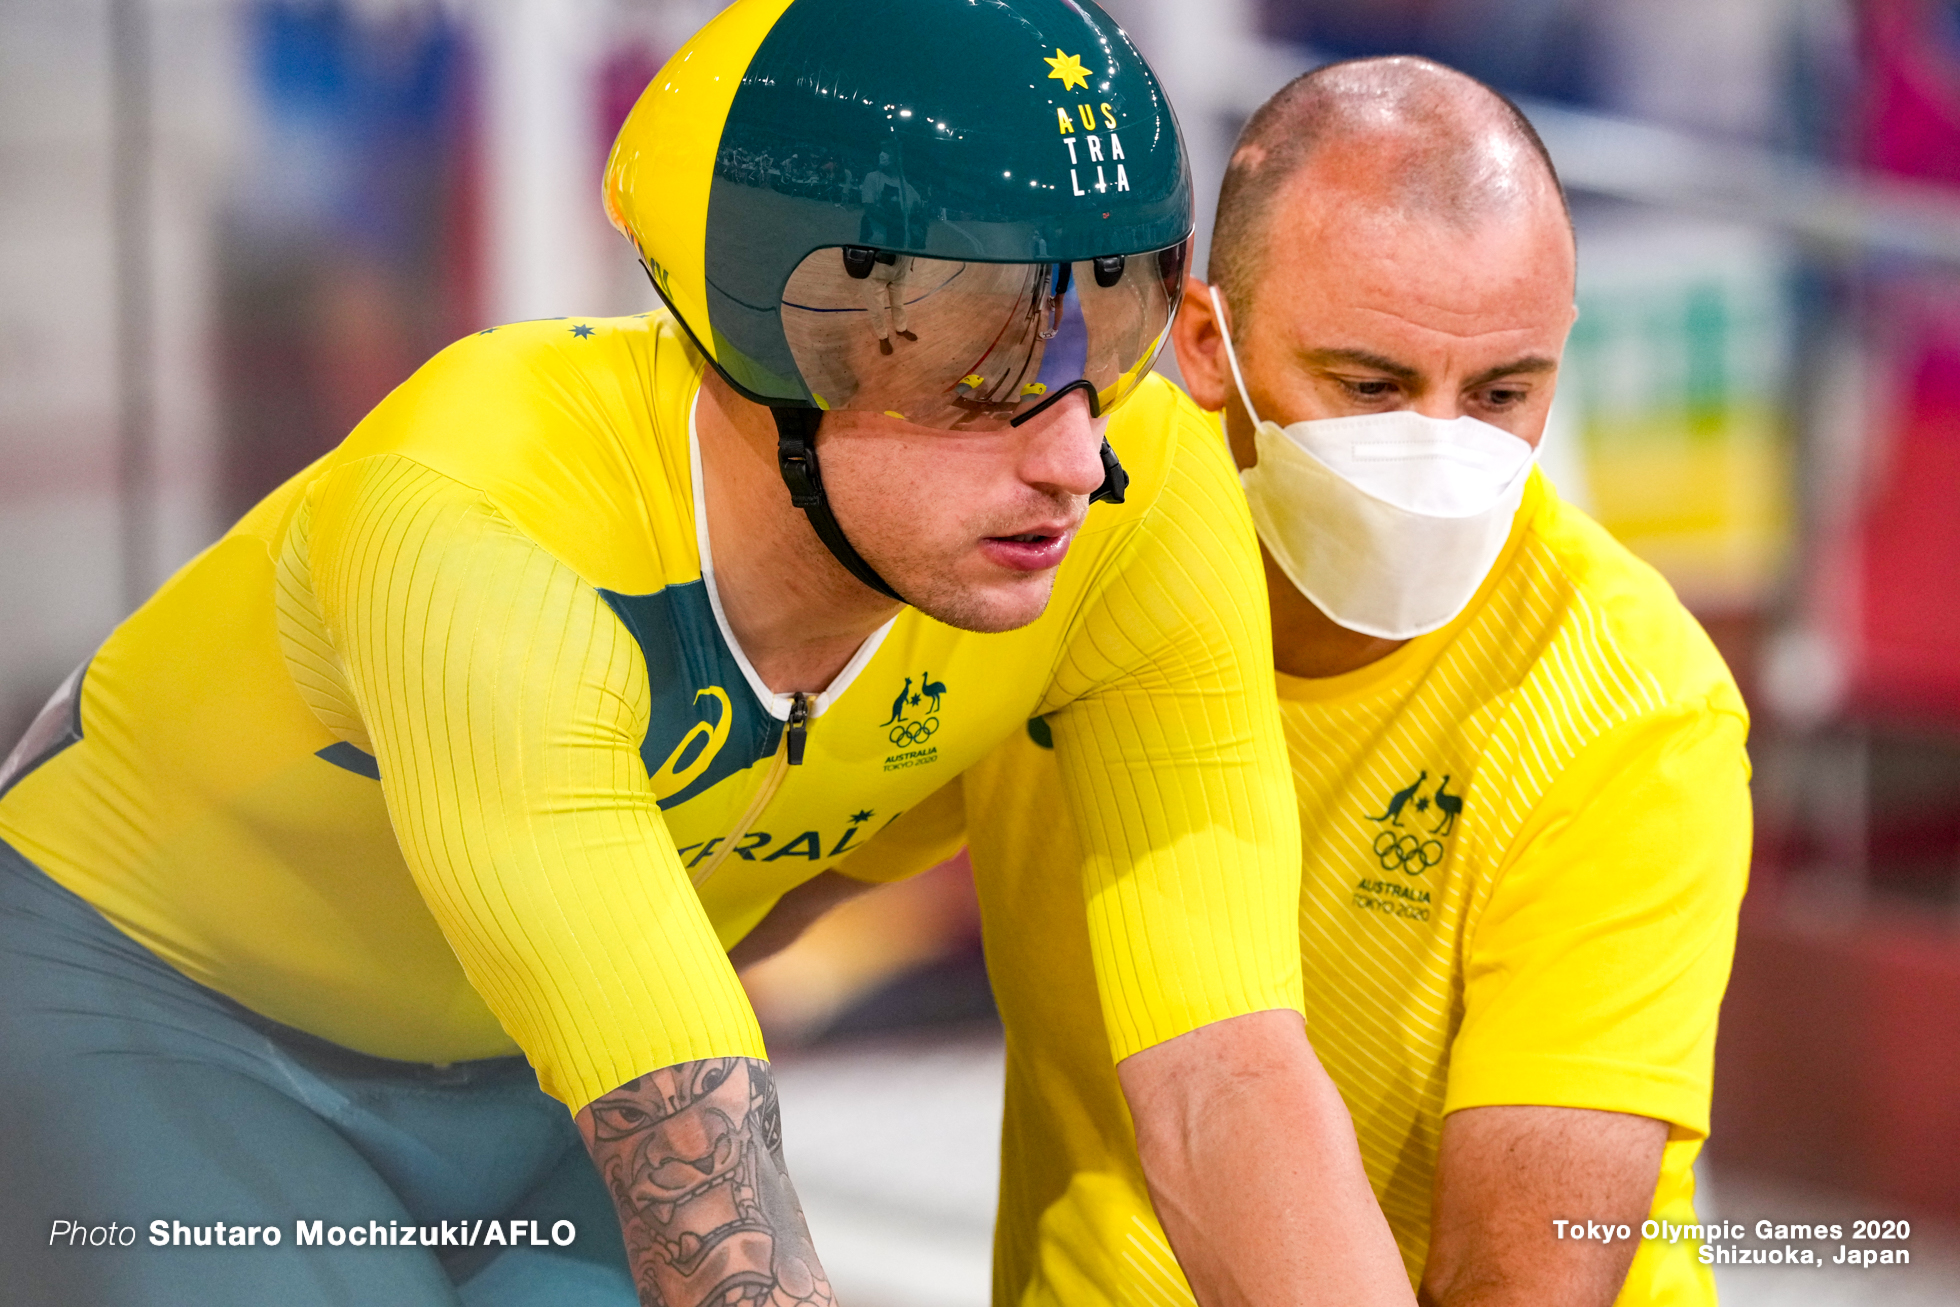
[776,1032,1002,1307]
[772,1031,1960,1307]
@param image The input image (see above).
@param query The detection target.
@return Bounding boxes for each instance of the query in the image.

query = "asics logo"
[650,687,732,802]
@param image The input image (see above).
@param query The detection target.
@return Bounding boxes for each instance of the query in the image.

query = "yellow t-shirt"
[0,311,1304,1112]
[864,472,1751,1305]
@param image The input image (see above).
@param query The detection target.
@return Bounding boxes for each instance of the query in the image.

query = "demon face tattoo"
[581,1058,832,1307]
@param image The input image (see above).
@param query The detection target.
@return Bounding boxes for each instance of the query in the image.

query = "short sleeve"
[313,455,765,1111]
[1043,405,1305,1064]
[1446,702,1751,1136]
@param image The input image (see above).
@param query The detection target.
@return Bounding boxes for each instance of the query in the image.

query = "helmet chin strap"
[770,404,1132,606]
[771,407,906,603]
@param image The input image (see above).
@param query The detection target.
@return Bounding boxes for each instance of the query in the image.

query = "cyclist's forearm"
[577,1057,835,1307]
[1120,1009,1416,1307]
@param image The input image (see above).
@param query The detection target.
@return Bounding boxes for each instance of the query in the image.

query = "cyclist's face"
[817,391,1108,632]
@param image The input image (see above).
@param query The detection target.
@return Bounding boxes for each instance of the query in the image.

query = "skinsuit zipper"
[690,692,812,888]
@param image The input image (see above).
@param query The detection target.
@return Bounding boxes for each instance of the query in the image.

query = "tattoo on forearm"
[578,1058,834,1307]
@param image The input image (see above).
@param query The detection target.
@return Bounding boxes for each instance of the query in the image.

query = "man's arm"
[578,1058,835,1307]
[1119,1010,1417,1307]
[1419,1105,1666,1307]
[1033,391,1413,1302]
[1429,705,1750,1306]
[314,467,834,1307]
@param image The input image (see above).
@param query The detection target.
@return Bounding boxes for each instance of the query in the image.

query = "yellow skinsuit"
[0,311,1302,1113]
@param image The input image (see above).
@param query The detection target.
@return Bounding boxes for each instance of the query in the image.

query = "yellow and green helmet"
[603,0,1193,429]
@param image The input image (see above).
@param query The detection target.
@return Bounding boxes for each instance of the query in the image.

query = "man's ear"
[1170,274,1232,414]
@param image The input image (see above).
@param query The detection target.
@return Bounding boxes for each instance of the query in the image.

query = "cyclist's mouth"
[979,527,1074,572]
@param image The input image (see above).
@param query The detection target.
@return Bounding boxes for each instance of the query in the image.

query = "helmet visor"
[780,242,1188,429]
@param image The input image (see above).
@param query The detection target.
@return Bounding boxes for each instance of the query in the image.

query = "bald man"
[759,56,1750,1307]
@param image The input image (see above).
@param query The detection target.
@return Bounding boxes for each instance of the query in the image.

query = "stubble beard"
[909,566,1061,634]
[852,495,1081,634]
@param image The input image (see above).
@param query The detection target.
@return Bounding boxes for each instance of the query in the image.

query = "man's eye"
[1341,378,1397,399]
[1481,387,1528,408]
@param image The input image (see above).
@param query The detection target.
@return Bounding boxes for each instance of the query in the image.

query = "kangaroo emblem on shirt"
[881,677,914,727]
[1368,771,1426,826]
[883,671,947,747]
[1366,771,1462,875]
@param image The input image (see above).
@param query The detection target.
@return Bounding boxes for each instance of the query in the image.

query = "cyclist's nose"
[1014,391,1105,499]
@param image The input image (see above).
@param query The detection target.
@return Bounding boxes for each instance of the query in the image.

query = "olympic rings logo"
[888,717,940,747]
[1373,831,1443,875]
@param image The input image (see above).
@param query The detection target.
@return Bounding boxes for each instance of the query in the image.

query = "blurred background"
[6,0,1960,1300]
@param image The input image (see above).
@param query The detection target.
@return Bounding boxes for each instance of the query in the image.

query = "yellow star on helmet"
[1044,48,1090,93]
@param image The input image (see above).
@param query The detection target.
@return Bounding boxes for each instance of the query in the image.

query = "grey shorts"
[0,838,636,1306]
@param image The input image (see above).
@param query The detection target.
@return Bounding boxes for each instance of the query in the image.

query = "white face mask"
[1210,286,1539,641]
